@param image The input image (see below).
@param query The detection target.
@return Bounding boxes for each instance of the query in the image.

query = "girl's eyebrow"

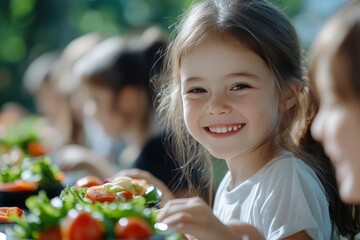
[182,76,202,83]
[225,72,259,80]
[182,72,259,83]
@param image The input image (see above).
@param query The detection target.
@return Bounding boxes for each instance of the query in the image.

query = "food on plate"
[0,157,64,209]
[0,180,37,192]
[0,157,63,190]
[74,175,103,188]
[81,176,156,205]
[0,115,49,158]
[0,115,64,193]
[7,183,183,240]
[0,207,24,222]
[27,141,49,157]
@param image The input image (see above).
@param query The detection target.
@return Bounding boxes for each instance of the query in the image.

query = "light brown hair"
[156,0,360,237]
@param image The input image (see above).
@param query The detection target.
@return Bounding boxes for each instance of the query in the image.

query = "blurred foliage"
[0,0,303,110]
[270,0,305,17]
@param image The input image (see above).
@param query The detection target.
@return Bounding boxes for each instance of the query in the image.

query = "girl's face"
[86,85,125,138]
[180,39,279,161]
[311,58,360,203]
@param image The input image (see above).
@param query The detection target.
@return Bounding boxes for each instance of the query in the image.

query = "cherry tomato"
[27,141,48,156]
[85,185,117,203]
[115,216,152,239]
[38,226,62,240]
[61,210,104,240]
[75,175,103,188]
[118,190,134,201]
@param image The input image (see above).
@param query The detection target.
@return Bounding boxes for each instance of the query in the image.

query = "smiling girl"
[155,0,359,239]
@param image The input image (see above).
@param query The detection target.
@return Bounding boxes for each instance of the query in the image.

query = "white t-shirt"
[213,154,332,240]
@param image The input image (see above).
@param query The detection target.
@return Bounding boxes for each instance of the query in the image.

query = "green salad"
[9,187,183,240]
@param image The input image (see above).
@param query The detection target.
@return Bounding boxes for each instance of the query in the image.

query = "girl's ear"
[281,81,301,111]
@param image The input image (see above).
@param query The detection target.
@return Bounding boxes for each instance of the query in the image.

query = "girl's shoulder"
[266,152,312,172]
[261,153,320,184]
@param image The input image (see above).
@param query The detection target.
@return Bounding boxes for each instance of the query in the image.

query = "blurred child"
[74,27,195,203]
[23,34,116,182]
[22,51,68,149]
[310,0,360,204]
[0,102,28,135]
[154,0,359,239]
[50,33,106,147]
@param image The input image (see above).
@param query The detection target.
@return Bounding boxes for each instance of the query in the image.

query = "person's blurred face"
[36,82,66,123]
[85,84,125,138]
[311,57,360,203]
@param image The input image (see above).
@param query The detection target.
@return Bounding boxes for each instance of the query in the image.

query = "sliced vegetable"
[144,185,162,206]
[85,185,117,203]
[131,178,148,195]
[117,190,134,201]
[75,175,103,188]
[0,180,37,192]
[27,141,48,157]
[0,207,24,222]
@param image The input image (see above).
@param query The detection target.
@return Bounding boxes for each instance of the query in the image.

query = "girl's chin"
[335,162,347,184]
[338,172,360,204]
[340,188,360,204]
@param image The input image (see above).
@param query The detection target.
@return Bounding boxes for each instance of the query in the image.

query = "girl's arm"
[158,197,311,240]
[157,197,254,240]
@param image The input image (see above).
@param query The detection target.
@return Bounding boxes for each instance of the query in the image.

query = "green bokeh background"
[0,0,304,111]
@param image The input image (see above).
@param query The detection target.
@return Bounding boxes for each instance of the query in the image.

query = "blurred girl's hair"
[309,0,360,102]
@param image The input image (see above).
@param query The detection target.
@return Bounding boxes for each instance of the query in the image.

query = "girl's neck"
[226,144,278,190]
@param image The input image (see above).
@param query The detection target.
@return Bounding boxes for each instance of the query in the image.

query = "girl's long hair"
[155,0,360,237]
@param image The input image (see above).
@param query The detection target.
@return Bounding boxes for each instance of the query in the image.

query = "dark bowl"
[0,186,64,209]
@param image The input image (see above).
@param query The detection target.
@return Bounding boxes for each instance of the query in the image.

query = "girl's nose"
[206,96,231,115]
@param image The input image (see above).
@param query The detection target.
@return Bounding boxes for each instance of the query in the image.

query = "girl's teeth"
[209,125,242,133]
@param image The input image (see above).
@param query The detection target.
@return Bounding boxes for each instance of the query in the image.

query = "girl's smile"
[204,123,245,137]
[180,38,279,162]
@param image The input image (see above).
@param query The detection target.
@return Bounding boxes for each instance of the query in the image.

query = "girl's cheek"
[311,109,326,143]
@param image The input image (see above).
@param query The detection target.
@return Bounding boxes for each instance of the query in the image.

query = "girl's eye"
[187,88,207,94]
[231,83,251,91]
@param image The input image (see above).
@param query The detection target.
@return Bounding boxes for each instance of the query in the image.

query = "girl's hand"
[112,168,175,207]
[56,145,116,179]
[157,197,249,240]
